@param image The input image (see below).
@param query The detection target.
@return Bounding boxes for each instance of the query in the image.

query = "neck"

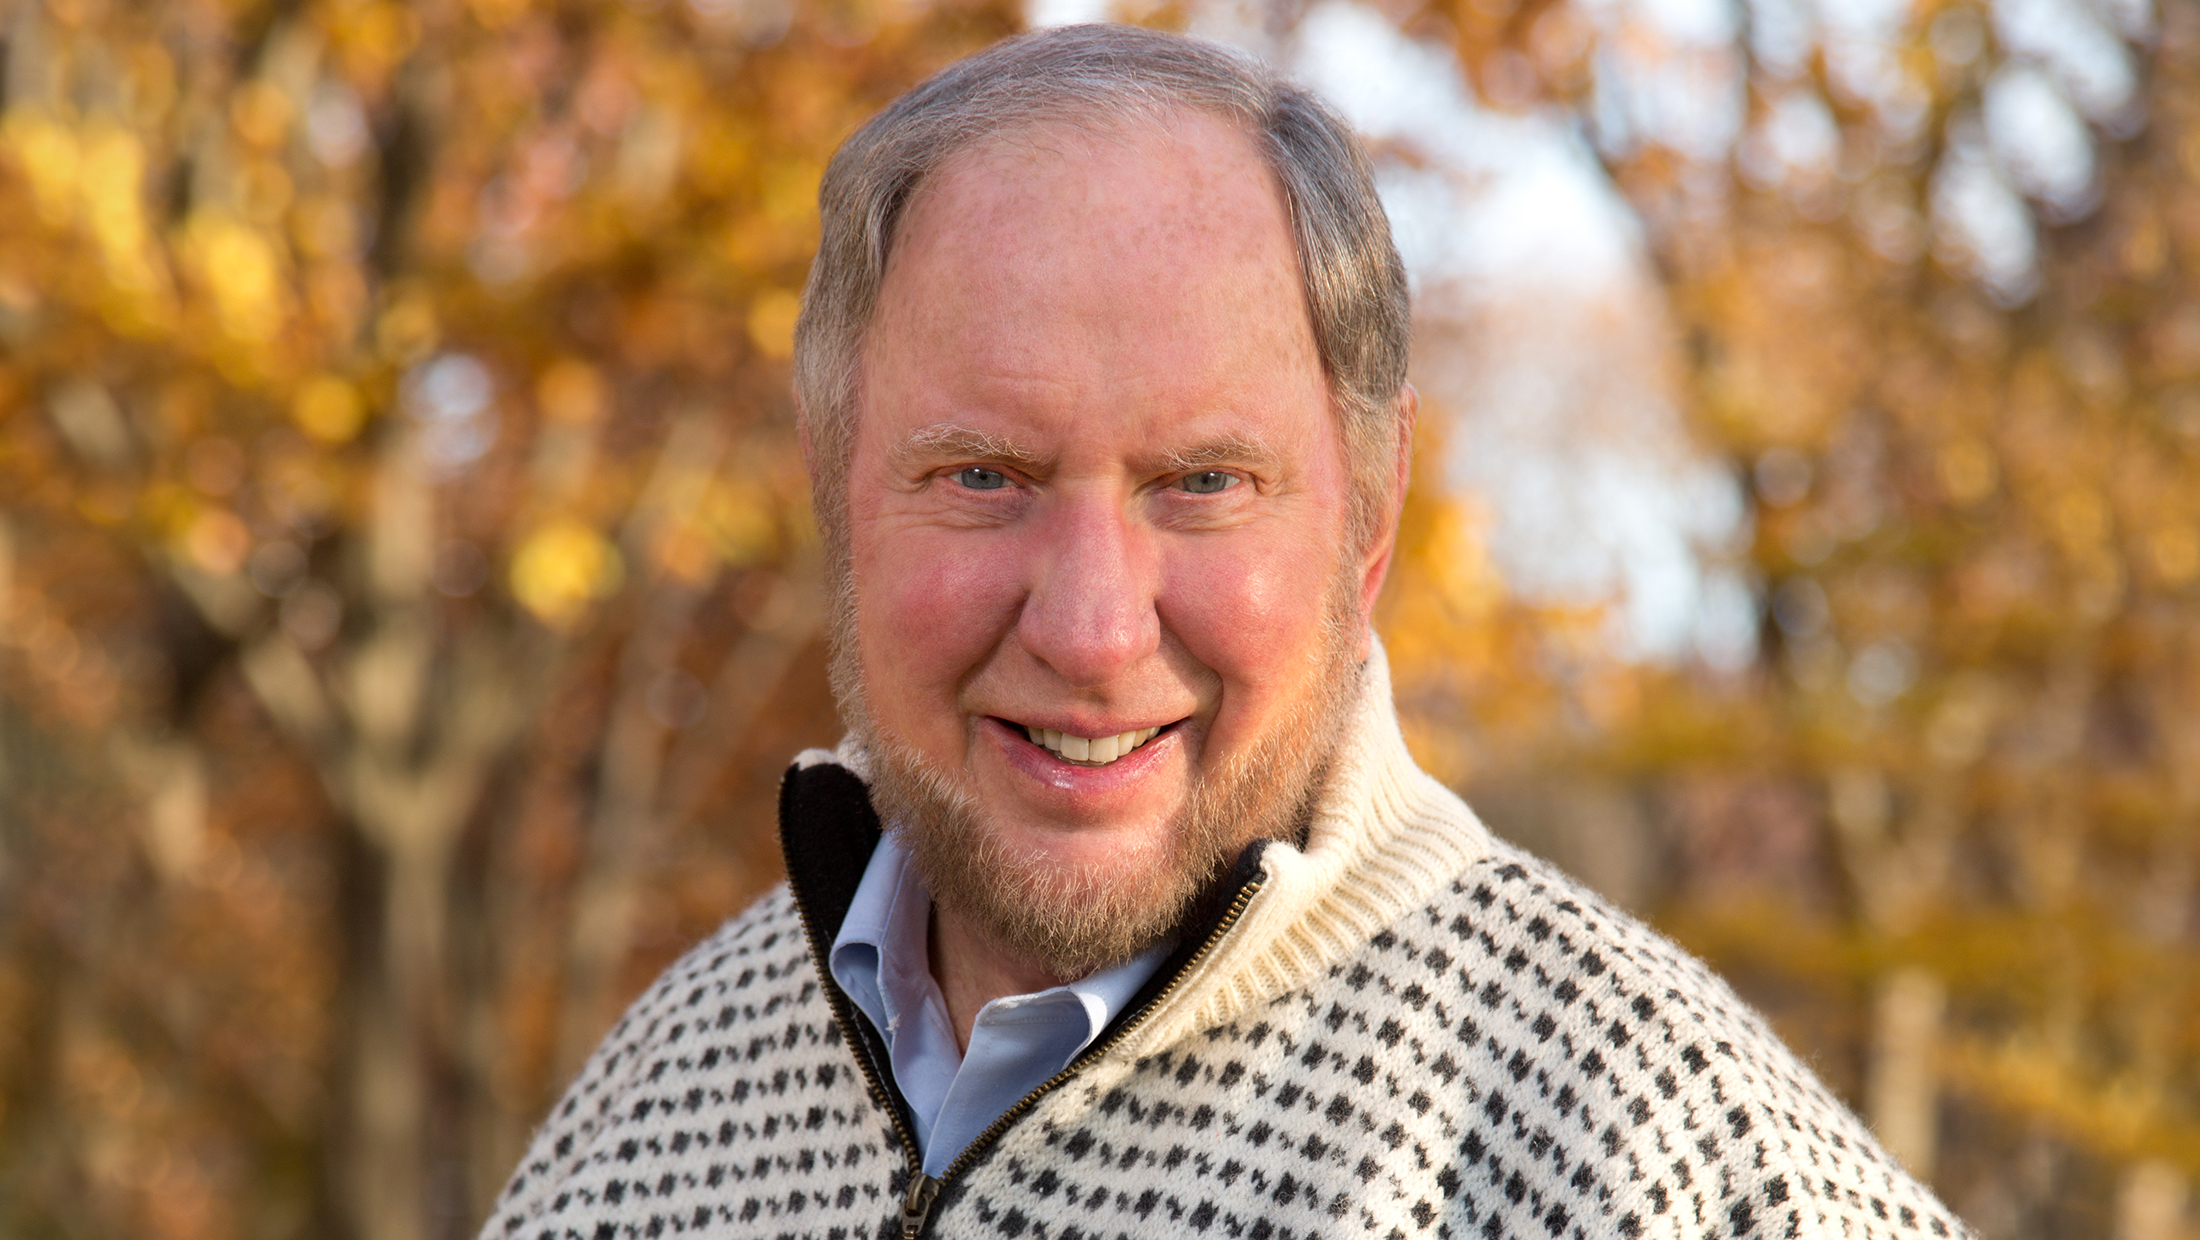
[928,904,1072,1052]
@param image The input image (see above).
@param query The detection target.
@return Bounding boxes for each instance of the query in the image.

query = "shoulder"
[480,884,842,1231]
[572,885,818,1105]
[1405,841,1969,1239]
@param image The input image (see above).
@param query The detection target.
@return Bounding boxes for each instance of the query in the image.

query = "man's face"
[838,112,1390,974]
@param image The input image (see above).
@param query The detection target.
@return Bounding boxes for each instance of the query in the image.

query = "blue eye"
[1180,470,1235,494]
[955,467,1008,490]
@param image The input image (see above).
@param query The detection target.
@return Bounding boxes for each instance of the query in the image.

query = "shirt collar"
[828,831,1171,1054]
[829,830,934,1042]
[825,827,1176,1172]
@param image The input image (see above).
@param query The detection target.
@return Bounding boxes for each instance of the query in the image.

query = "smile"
[1019,723,1164,766]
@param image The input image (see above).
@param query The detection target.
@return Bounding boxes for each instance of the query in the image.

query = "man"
[485,25,1970,1240]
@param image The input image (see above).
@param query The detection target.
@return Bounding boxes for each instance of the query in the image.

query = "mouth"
[1011,721,1172,767]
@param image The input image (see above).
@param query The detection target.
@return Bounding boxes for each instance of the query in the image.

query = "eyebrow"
[890,422,1283,478]
[1154,432,1281,476]
[893,423,1052,473]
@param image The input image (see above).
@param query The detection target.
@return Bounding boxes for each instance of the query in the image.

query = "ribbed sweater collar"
[1107,639,1492,1055]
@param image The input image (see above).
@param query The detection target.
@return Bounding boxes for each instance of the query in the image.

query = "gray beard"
[828,575,1366,981]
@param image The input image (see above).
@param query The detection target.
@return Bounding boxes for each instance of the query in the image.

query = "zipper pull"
[900,1172,941,1239]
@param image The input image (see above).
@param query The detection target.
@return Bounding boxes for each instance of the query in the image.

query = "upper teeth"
[1025,725,1161,765]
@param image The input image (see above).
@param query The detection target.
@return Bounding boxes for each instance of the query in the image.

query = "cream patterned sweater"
[483,652,1970,1240]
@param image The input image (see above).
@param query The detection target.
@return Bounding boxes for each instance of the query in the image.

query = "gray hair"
[793,22,1412,553]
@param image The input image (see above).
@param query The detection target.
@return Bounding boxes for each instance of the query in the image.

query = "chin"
[866,731,1211,977]
[988,805,1181,879]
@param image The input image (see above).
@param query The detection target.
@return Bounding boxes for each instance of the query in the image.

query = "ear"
[1391,383,1418,503]
[1354,384,1419,655]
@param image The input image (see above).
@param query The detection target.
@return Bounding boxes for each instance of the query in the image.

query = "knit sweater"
[483,652,1970,1240]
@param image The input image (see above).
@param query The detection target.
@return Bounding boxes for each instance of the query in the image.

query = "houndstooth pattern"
[483,838,1967,1240]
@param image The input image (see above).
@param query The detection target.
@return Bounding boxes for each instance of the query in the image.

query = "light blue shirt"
[827,832,1169,1176]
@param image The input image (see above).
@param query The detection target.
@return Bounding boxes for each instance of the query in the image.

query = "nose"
[1016,486,1160,688]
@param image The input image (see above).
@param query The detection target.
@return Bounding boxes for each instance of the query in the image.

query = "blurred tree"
[0,1,1014,1237]
[1366,0,2200,1230]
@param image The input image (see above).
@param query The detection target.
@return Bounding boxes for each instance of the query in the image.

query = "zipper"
[787,869,1267,1239]
[785,879,931,1227]
[899,1172,942,1239]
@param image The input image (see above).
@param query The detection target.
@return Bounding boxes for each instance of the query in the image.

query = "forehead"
[859,110,1322,445]
[903,109,1293,274]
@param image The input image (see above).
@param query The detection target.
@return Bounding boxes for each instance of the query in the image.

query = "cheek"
[855,530,1024,715]
[1158,532,1338,704]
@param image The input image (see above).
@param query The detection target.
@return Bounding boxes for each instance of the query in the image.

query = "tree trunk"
[1866,966,1943,1181]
